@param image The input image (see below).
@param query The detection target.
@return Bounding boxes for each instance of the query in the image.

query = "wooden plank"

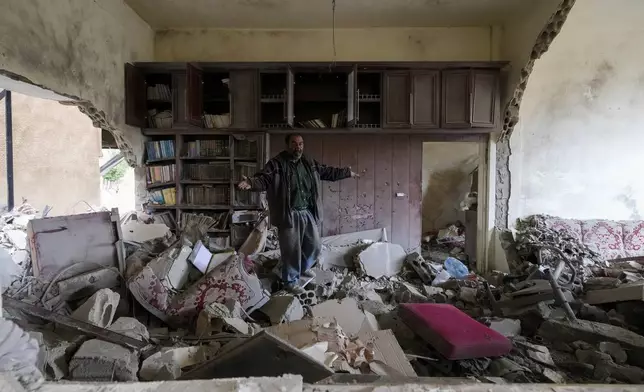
[2,295,150,351]
[391,136,411,249]
[408,136,423,251]
[338,136,358,234]
[356,136,375,232]
[322,135,341,236]
[374,135,393,240]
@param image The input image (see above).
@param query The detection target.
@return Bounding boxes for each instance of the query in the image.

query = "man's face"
[288,135,304,159]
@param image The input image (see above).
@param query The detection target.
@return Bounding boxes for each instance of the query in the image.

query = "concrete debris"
[585,283,644,305]
[599,341,628,364]
[0,247,22,289]
[57,267,121,301]
[356,242,406,278]
[260,295,304,324]
[140,346,217,381]
[488,318,522,338]
[196,300,261,336]
[70,288,120,328]
[405,252,433,284]
[311,298,379,338]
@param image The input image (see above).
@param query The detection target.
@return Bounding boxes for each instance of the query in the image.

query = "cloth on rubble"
[246,150,350,229]
[279,210,321,284]
[0,318,44,390]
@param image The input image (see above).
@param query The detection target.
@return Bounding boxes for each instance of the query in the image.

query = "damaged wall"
[421,142,479,233]
[508,0,644,223]
[0,0,155,164]
[0,93,101,214]
[155,27,499,61]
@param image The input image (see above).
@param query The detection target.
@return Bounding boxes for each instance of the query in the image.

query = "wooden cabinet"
[186,63,203,127]
[441,69,498,128]
[383,72,411,128]
[411,71,440,128]
[124,63,146,128]
[230,70,259,129]
[172,72,189,125]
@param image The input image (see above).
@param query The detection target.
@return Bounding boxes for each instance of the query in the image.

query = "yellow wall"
[156,27,496,62]
[0,93,101,214]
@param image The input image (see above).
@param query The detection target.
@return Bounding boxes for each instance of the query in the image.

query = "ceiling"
[125,0,538,30]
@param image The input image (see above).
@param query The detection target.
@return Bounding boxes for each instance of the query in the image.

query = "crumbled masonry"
[4,203,644,385]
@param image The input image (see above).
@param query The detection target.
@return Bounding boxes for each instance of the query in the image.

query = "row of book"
[147,140,175,161]
[148,109,173,129]
[184,139,228,158]
[184,163,230,181]
[204,113,231,129]
[185,185,230,205]
[149,187,176,205]
[147,164,176,184]
[147,84,171,101]
[298,109,347,129]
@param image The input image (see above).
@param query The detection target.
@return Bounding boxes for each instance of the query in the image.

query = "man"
[238,134,358,294]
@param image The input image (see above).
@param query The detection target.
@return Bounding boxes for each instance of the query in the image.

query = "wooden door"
[124,63,146,128]
[186,63,203,127]
[286,67,295,127]
[383,72,411,128]
[471,70,498,128]
[411,71,440,128]
[172,72,189,126]
[347,65,357,127]
[441,70,471,128]
[230,70,259,129]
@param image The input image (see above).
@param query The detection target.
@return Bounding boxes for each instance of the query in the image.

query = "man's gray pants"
[278,209,321,284]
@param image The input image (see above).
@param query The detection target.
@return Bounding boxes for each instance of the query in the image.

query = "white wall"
[422,142,479,233]
[509,0,644,223]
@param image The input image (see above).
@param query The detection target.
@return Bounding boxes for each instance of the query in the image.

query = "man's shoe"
[284,283,306,295]
[301,269,316,279]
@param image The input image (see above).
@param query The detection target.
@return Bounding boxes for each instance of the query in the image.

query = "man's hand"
[351,171,360,178]
[238,176,252,190]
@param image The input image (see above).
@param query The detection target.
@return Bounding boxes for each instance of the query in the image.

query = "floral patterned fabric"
[541,216,644,260]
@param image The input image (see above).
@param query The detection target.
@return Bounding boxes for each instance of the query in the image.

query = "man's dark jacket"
[248,151,351,229]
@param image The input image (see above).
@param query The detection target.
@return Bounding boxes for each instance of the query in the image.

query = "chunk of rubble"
[394,281,427,303]
[599,341,628,364]
[519,342,554,367]
[70,288,120,328]
[542,368,566,383]
[405,252,433,284]
[196,300,261,336]
[57,268,121,301]
[260,295,304,324]
[0,248,21,288]
[356,242,406,278]
[140,346,218,381]
[311,298,379,338]
[488,319,521,338]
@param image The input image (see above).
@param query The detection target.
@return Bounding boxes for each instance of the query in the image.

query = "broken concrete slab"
[357,242,406,278]
[595,361,644,384]
[599,341,628,364]
[57,268,120,301]
[140,346,217,381]
[109,317,150,341]
[519,342,554,367]
[542,368,565,383]
[321,228,387,247]
[180,331,334,383]
[6,229,27,250]
[311,298,379,338]
[70,288,120,328]
[584,277,621,291]
[394,282,427,303]
[0,248,21,288]
[69,339,139,381]
[259,295,304,324]
[585,283,644,305]
[488,319,521,338]
[357,329,417,377]
[266,317,349,354]
[121,220,170,244]
[406,252,433,284]
[458,287,478,304]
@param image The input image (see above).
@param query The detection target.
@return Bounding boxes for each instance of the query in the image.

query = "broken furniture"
[398,303,512,360]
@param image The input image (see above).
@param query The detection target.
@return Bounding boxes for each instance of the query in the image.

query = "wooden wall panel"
[391,136,411,249]
[357,137,376,232]
[339,136,358,234]
[408,136,423,250]
[374,135,393,241]
[322,136,341,236]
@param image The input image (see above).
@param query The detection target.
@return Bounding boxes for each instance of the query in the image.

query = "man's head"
[285,134,304,160]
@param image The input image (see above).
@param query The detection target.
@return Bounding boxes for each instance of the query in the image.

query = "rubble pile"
[5,209,644,387]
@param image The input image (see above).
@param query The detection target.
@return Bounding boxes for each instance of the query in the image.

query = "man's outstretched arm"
[314,160,358,182]
[238,159,278,191]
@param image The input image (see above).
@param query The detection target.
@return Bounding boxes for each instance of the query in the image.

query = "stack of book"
[146,164,176,184]
[149,187,176,205]
[184,163,230,181]
[184,139,228,158]
[185,185,230,205]
[148,109,173,128]
[204,113,231,129]
[147,84,171,101]
[147,140,175,161]
[331,109,347,128]
[298,119,327,129]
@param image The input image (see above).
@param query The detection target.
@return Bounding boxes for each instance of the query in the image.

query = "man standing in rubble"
[238,134,358,294]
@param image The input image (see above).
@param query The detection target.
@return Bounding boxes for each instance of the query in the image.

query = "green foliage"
[103,161,127,182]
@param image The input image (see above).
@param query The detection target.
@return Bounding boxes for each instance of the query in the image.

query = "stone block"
[259,295,304,324]
[70,288,120,328]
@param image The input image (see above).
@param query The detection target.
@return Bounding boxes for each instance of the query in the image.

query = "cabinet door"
[124,63,146,128]
[186,63,203,127]
[286,67,295,127]
[411,71,440,128]
[172,72,189,126]
[230,70,259,129]
[441,70,471,128]
[471,70,498,128]
[347,65,357,127]
[383,72,411,128]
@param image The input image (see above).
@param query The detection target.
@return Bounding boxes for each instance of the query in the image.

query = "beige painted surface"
[509,0,644,223]
[0,0,154,162]
[156,27,495,62]
[422,142,479,233]
[127,0,537,29]
[0,93,100,215]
